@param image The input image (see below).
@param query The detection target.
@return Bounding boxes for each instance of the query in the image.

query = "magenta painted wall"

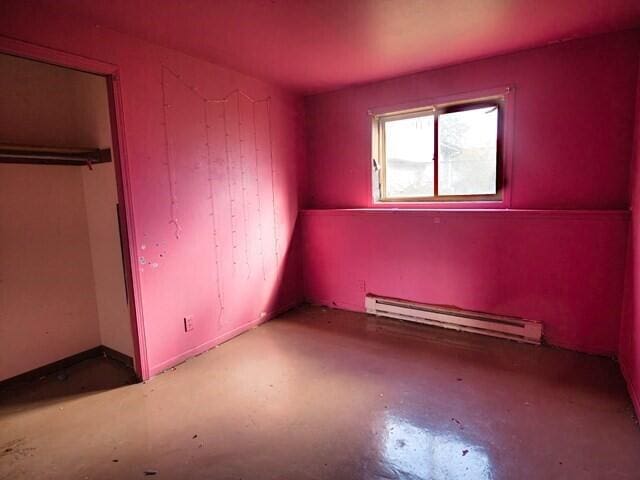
[302,210,628,354]
[0,2,304,377]
[302,31,639,355]
[304,31,639,210]
[620,65,640,415]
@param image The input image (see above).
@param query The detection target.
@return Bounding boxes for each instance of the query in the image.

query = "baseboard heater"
[365,294,542,345]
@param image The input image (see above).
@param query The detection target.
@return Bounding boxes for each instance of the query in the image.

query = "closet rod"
[0,145,111,166]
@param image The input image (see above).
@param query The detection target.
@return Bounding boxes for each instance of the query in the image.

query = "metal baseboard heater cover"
[365,294,542,345]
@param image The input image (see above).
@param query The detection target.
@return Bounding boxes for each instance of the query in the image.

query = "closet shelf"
[0,144,111,166]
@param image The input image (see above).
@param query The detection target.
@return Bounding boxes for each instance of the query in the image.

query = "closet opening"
[0,51,143,401]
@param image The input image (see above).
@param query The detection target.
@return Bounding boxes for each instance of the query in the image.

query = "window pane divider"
[433,109,439,197]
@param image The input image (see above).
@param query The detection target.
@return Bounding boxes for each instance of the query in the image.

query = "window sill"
[300,208,629,221]
[372,199,505,209]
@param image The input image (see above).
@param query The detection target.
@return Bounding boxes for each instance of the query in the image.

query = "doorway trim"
[0,35,149,380]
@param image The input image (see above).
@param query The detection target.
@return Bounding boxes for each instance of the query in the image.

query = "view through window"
[376,99,502,201]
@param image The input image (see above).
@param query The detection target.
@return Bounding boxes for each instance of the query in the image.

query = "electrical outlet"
[183,316,194,332]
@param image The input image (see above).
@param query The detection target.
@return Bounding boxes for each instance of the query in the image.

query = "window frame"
[373,96,505,203]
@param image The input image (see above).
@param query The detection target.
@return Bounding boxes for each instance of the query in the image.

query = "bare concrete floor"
[1,305,639,479]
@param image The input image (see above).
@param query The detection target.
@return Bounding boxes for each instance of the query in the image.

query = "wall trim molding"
[301,208,630,222]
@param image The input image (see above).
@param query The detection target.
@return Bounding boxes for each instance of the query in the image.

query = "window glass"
[384,114,434,198]
[437,106,498,196]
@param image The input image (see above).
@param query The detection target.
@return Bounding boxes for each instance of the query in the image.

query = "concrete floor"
[1,306,639,479]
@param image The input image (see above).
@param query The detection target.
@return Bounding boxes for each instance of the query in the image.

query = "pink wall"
[304,31,639,210]
[302,31,639,355]
[0,2,304,378]
[620,64,640,415]
[302,210,628,354]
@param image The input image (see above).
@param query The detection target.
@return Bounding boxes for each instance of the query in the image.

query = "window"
[373,98,503,202]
